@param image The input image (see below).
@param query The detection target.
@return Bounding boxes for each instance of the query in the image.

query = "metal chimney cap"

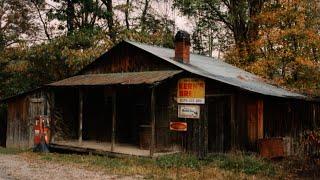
[174,30,191,43]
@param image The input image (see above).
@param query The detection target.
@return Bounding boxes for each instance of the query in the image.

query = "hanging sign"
[170,122,187,131]
[178,105,200,119]
[177,78,205,104]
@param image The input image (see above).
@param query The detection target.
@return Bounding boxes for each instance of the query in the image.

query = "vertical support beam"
[111,90,116,152]
[257,99,264,140]
[230,95,236,149]
[150,87,156,157]
[247,98,263,149]
[202,103,208,158]
[78,89,83,145]
[49,91,55,143]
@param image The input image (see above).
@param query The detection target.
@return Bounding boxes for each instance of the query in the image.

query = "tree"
[239,0,320,95]
[0,0,37,49]
[49,0,115,37]
[173,0,267,61]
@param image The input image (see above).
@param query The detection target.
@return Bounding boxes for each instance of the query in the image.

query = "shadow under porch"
[49,86,178,157]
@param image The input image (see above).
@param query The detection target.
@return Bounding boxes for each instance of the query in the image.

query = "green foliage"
[156,153,202,169]
[205,153,276,176]
[173,0,264,58]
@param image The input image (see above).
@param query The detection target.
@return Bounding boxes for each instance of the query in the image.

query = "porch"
[47,71,182,157]
[50,140,179,157]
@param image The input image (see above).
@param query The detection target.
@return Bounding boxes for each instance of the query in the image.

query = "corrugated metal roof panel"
[125,40,305,99]
[47,70,182,86]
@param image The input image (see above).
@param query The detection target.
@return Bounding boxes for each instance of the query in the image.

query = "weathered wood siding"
[6,91,47,148]
[81,42,179,74]
[6,97,29,148]
[264,98,320,138]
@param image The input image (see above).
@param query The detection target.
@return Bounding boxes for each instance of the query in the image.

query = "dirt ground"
[0,154,137,180]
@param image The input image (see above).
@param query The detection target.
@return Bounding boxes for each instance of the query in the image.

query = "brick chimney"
[174,30,191,64]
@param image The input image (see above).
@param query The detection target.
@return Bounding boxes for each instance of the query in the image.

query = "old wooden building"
[1,31,319,158]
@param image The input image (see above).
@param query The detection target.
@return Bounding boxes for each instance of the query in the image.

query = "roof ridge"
[125,40,218,60]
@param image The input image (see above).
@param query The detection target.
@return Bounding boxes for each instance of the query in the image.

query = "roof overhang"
[47,70,183,87]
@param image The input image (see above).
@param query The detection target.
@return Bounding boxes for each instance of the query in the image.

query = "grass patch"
[0,147,27,155]
[205,153,276,176]
[31,152,277,179]
[156,153,202,169]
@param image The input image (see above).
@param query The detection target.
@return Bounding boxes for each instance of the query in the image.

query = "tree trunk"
[229,0,248,60]
[246,0,265,62]
[141,0,150,32]
[125,0,130,30]
[66,0,75,34]
[229,0,266,63]
[102,0,115,41]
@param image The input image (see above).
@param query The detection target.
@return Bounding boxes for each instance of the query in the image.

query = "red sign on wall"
[177,78,205,104]
[170,122,187,131]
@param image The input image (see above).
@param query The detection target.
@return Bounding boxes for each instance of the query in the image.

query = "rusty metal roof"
[125,41,306,99]
[47,70,182,87]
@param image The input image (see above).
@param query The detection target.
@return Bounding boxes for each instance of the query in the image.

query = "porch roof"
[47,70,182,87]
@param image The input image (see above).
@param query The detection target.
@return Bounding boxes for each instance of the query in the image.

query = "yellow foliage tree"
[226,0,320,96]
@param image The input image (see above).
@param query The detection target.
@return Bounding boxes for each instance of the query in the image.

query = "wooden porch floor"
[50,140,178,157]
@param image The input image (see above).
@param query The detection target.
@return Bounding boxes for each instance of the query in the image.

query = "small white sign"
[178,105,200,119]
[177,98,205,104]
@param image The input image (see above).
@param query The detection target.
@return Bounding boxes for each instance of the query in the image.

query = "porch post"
[111,90,116,152]
[150,87,156,157]
[49,91,55,143]
[78,89,83,145]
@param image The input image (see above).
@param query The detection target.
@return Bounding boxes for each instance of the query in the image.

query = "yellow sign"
[177,78,205,104]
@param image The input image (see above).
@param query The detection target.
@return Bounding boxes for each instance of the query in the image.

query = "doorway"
[207,96,231,152]
[0,107,7,147]
[116,88,150,146]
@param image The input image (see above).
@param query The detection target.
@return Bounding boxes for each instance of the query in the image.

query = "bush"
[301,129,320,158]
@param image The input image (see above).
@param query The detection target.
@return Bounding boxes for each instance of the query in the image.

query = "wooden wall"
[82,42,179,75]
[6,91,48,148]
[264,98,320,138]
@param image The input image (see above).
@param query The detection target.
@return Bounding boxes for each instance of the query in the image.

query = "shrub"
[301,129,320,158]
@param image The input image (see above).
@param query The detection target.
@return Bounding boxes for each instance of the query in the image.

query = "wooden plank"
[247,98,264,149]
[78,89,83,145]
[111,90,116,152]
[49,91,55,143]
[150,87,156,157]
[257,99,264,139]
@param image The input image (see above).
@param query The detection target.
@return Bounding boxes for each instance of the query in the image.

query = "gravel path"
[0,154,136,180]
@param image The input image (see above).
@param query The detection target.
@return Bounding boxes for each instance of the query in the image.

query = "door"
[28,98,46,147]
[207,96,231,153]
